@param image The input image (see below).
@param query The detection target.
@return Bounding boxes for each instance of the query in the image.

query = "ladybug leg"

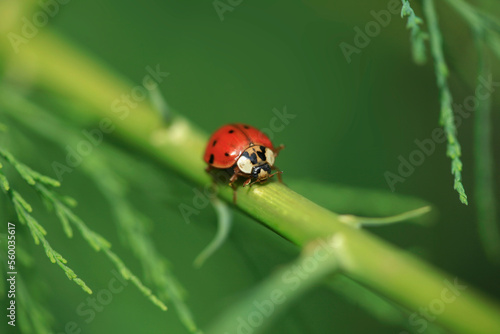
[231,185,238,203]
[228,169,241,204]
[277,171,283,183]
[228,176,238,203]
[228,172,239,187]
[274,144,285,156]
[271,166,284,183]
[243,178,253,187]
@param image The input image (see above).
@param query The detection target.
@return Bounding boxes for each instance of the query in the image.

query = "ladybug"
[203,123,284,198]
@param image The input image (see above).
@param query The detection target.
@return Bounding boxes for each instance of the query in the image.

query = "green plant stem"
[443,0,500,63]
[444,0,500,264]
[338,206,431,228]
[207,237,339,334]
[1,30,500,333]
[443,0,500,34]
[194,197,232,267]
[473,35,500,262]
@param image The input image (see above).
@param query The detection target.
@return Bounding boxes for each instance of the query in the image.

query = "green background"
[1,0,500,333]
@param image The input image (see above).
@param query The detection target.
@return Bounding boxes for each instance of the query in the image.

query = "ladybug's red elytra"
[203,123,284,199]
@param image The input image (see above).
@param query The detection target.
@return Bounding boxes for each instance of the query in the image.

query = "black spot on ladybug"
[260,146,266,151]
[224,153,229,157]
[241,151,257,164]
[257,150,266,161]
[243,125,250,129]
[249,153,258,164]
[228,130,234,133]
[209,154,214,164]
[212,140,217,147]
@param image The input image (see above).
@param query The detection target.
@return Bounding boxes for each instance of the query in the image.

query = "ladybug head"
[237,145,276,181]
[252,163,272,180]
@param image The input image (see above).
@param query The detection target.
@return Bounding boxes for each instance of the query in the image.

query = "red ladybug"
[204,123,284,197]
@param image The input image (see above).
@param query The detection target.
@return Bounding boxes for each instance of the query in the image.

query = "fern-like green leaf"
[401,0,428,64]
[423,0,468,205]
[2,184,93,294]
[1,90,200,330]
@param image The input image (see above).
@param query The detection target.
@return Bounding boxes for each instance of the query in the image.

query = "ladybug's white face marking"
[237,154,253,174]
[264,148,275,166]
